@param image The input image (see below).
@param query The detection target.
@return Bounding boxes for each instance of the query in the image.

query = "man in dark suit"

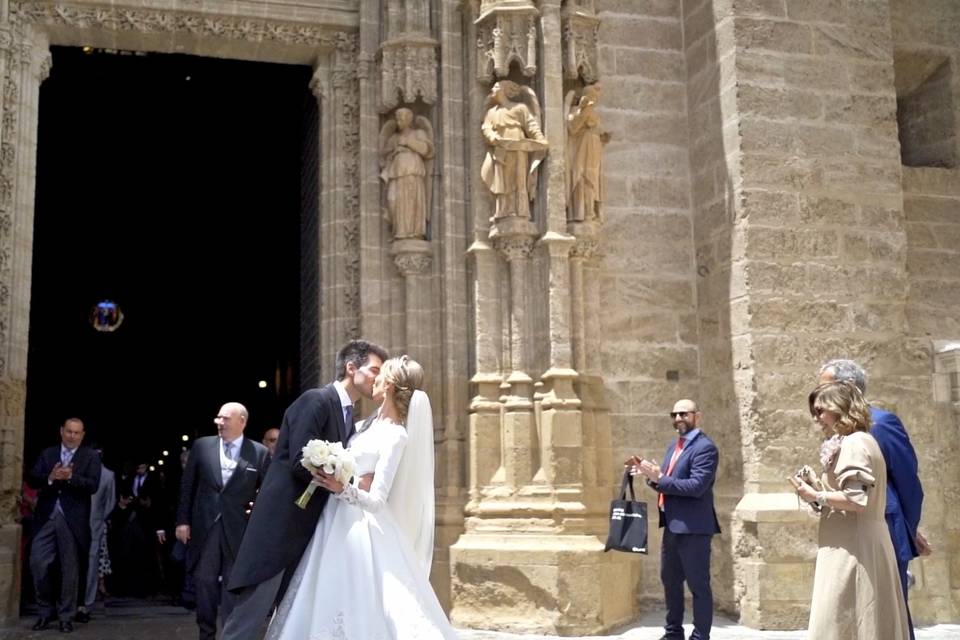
[221,339,388,640]
[631,399,720,640]
[176,402,269,640]
[819,359,928,640]
[27,417,102,633]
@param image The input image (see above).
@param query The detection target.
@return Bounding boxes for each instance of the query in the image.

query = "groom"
[221,340,387,640]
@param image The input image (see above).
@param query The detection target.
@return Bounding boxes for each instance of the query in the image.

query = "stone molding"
[10,1,356,52]
[331,52,362,342]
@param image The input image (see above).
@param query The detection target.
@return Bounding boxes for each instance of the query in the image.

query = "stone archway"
[0,1,362,623]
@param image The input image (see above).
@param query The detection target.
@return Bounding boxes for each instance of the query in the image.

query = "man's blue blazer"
[871,407,923,565]
[653,430,721,535]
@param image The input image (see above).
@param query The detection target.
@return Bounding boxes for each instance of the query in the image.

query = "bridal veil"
[388,389,435,572]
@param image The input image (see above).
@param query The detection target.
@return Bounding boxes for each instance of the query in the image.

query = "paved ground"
[4,601,960,640]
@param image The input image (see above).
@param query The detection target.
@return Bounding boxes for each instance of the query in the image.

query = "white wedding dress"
[265,404,458,640]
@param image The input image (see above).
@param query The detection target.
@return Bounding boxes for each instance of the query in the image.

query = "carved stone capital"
[568,220,602,259]
[475,2,539,82]
[38,48,52,81]
[493,235,536,262]
[570,235,599,259]
[0,25,14,52]
[561,2,601,83]
[380,36,438,111]
[390,238,433,276]
[309,63,327,99]
[489,217,538,262]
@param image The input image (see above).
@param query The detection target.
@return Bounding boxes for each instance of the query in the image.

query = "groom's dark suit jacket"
[27,444,102,589]
[228,383,350,591]
[176,436,270,570]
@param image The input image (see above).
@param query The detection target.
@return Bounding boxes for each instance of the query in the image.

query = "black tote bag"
[604,471,648,554]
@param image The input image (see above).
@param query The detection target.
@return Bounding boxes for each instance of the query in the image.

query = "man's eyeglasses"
[670,411,695,418]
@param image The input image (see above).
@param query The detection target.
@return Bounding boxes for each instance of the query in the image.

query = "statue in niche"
[379,107,435,240]
[480,80,549,221]
[565,83,610,222]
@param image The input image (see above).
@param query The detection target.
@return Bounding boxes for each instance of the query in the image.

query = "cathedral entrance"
[24,46,311,479]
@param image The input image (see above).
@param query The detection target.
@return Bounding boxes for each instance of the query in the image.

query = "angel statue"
[379,107,435,240]
[480,80,549,221]
[565,83,611,222]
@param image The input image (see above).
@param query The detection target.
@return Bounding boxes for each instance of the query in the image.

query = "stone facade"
[0,0,958,634]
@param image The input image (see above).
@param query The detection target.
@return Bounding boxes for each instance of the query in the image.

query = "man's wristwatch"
[815,491,828,508]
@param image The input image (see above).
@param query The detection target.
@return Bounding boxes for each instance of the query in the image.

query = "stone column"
[0,19,49,625]
[390,238,433,367]
[311,38,362,382]
[449,0,636,633]
[491,219,538,487]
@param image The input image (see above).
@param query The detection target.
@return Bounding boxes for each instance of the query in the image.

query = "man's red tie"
[658,436,686,509]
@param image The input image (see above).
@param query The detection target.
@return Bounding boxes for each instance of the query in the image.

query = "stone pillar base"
[734,493,818,630]
[0,524,22,626]
[449,532,640,635]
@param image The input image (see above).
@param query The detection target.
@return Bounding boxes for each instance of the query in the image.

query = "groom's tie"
[344,404,354,438]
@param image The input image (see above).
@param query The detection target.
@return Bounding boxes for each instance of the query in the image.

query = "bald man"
[630,399,721,640]
[176,403,269,640]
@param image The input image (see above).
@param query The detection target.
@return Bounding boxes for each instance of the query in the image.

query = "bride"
[265,355,458,640]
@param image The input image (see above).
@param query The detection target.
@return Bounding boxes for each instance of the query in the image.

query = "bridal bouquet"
[295,439,357,509]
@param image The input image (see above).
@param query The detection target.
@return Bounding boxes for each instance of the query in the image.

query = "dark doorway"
[26,47,312,475]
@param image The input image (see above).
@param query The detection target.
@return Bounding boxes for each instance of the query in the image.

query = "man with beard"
[629,400,720,640]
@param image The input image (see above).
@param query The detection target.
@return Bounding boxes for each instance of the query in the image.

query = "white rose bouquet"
[295,439,357,509]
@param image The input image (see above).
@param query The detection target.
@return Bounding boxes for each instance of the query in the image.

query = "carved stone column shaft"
[0,20,49,627]
[313,41,362,382]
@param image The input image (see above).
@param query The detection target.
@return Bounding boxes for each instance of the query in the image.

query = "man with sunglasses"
[628,399,720,640]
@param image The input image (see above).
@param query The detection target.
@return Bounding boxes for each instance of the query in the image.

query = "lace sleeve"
[334,425,408,513]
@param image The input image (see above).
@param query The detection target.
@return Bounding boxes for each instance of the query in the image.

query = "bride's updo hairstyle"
[382,355,424,424]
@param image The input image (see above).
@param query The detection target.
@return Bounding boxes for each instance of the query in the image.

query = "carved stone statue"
[565,83,610,222]
[379,107,435,240]
[480,80,549,221]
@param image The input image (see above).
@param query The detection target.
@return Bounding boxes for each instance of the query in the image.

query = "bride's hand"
[314,470,344,494]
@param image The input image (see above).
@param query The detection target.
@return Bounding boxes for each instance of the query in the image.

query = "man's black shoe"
[74,610,90,624]
[658,636,684,640]
[31,617,53,631]
[59,621,74,633]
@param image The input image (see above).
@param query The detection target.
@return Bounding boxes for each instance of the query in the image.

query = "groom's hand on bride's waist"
[358,473,374,492]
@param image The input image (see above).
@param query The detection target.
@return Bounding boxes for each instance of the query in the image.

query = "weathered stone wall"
[710,0,931,629]
[900,167,960,623]
[893,0,960,623]
[891,0,960,169]
[681,0,743,615]
[596,0,701,605]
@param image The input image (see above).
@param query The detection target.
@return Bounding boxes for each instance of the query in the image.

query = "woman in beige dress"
[794,381,909,640]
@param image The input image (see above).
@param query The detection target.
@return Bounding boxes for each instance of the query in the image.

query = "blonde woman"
[794,382,909,640]
[266,355,455,640]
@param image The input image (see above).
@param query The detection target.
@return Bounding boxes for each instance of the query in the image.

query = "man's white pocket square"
[245,467,258,472]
